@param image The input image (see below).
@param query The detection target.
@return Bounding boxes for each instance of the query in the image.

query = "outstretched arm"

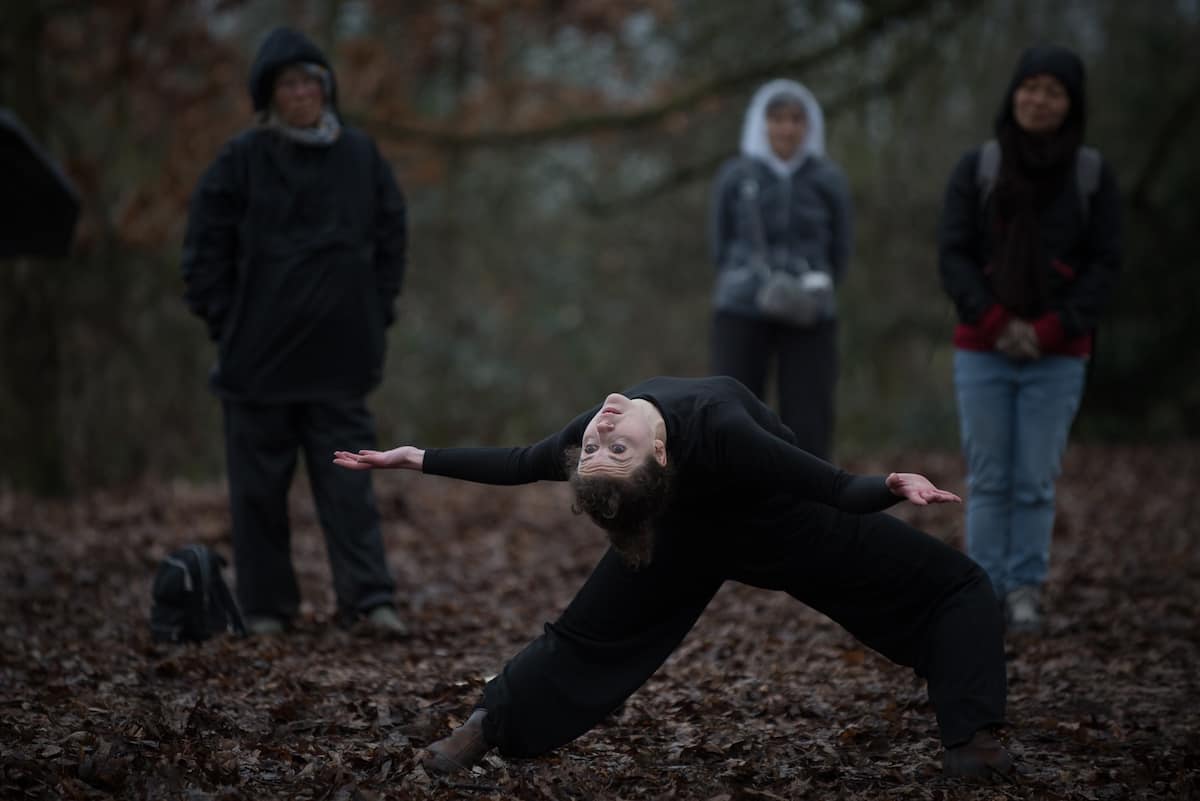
[332,404,599,485]
[334,446,424,471]
[824,471,960,513]
[711,407,960,513]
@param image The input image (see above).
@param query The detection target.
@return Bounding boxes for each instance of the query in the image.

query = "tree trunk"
[0,1,67,494]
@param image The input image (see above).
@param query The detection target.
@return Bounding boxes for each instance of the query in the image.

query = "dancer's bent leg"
[479,544,723,757]
[760,508,1006,748]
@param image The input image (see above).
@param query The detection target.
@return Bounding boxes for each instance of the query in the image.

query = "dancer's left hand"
[886,472,962,506]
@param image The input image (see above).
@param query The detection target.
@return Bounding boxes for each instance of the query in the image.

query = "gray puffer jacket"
[709,79,854,322]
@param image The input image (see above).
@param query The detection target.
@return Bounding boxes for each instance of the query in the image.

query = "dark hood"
[994,44,1087,137]
[248,27,338,114]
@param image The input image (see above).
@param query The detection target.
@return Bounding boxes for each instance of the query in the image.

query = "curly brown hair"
[564,446,674,569]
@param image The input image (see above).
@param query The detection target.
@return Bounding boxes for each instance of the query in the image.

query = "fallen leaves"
[0,444,1198,799]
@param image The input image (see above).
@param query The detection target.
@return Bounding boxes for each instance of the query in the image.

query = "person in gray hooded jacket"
[181,26,408,637]
[709,79,853,461]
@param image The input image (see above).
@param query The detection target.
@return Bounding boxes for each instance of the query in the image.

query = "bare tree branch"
[568,3,980,216]
[366,0,980,149]
[1127,74,1200,212]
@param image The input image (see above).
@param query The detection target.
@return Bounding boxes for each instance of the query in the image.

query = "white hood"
[739,78,825,178]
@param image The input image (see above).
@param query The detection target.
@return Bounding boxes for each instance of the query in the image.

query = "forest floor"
[2,444,1198,800]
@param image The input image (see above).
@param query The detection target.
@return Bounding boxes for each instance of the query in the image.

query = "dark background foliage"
[1,0,1198,493]
[1,5,1198,798]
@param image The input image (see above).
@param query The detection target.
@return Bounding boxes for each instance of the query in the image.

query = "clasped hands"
[994,319,1040,361]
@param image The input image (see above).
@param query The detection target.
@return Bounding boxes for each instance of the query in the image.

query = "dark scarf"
[988,44,1087,318]
[990,120,1081,317]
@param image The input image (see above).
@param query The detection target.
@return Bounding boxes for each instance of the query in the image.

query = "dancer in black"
[334,376,1012,779]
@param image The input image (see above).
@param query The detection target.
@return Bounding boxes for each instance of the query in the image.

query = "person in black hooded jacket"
[182,26,408,637]
[937,45,1121,634]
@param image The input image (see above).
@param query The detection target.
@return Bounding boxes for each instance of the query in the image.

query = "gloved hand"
[995,319,1040,361]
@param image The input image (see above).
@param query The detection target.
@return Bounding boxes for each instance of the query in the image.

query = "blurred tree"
[0,0,1196,494]
[1,0,63,493]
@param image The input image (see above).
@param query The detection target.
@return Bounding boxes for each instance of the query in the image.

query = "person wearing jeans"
[954,352,1087,611]
[938,45,1121,632]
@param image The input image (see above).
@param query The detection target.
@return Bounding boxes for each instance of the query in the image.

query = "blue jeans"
[954,350,1086,598]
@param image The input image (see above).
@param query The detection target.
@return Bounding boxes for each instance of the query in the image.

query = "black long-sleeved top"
[423,376,898,524]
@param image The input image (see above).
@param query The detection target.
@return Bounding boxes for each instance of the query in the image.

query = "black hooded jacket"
[937,46,1120,351]
[182,27,407,403]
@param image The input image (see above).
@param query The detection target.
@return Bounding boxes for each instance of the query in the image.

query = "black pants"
[222,398,396,622]
[711,311,838,461]
[477,505,1006,755]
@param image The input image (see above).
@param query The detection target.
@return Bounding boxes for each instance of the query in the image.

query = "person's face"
[766,102,808,160]
[578,394,661,478]
[1012,74,1070,134]
[272,65,325,128]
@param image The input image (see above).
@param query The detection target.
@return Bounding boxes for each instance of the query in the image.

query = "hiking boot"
[363,604,410,638]
[1005,585,1044,634]
[422,709,492,775]
[245,615,286,636]
[944,729,1014,780]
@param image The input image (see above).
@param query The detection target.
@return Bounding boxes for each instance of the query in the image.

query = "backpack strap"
[975,139,1002,205]
[186,545,212,640]
[737,172,771,276]
[807,158,845,281]
[212,569,247,636]
[1075,146,1101,221]
[975,139,1102,221]
[189,544,212,621]
[188,544,247,637]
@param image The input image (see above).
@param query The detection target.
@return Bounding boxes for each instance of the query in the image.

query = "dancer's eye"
[611,443,626,454]
[583,443,598,454]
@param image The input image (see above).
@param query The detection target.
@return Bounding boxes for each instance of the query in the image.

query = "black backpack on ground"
[150,544,246,643]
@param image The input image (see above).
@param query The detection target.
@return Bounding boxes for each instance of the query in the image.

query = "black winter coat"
[181,29,406,403]
[937,144,1121,341]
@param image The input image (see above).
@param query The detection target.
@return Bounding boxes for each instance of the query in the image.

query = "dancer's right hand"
[333,446,425,471]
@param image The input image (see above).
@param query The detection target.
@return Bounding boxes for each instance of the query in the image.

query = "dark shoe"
[422,709,492,775]
[363,604,410,638]
[1005,585,1044,634]
[944,729,1014,780]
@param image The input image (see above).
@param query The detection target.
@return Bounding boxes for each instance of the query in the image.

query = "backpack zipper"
[188,545,211,622]
[163,556,193,592]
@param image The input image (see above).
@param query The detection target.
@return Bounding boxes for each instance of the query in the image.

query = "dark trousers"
[711,312,838,461]
[222,398,396,622]
[478,505,1006,756]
